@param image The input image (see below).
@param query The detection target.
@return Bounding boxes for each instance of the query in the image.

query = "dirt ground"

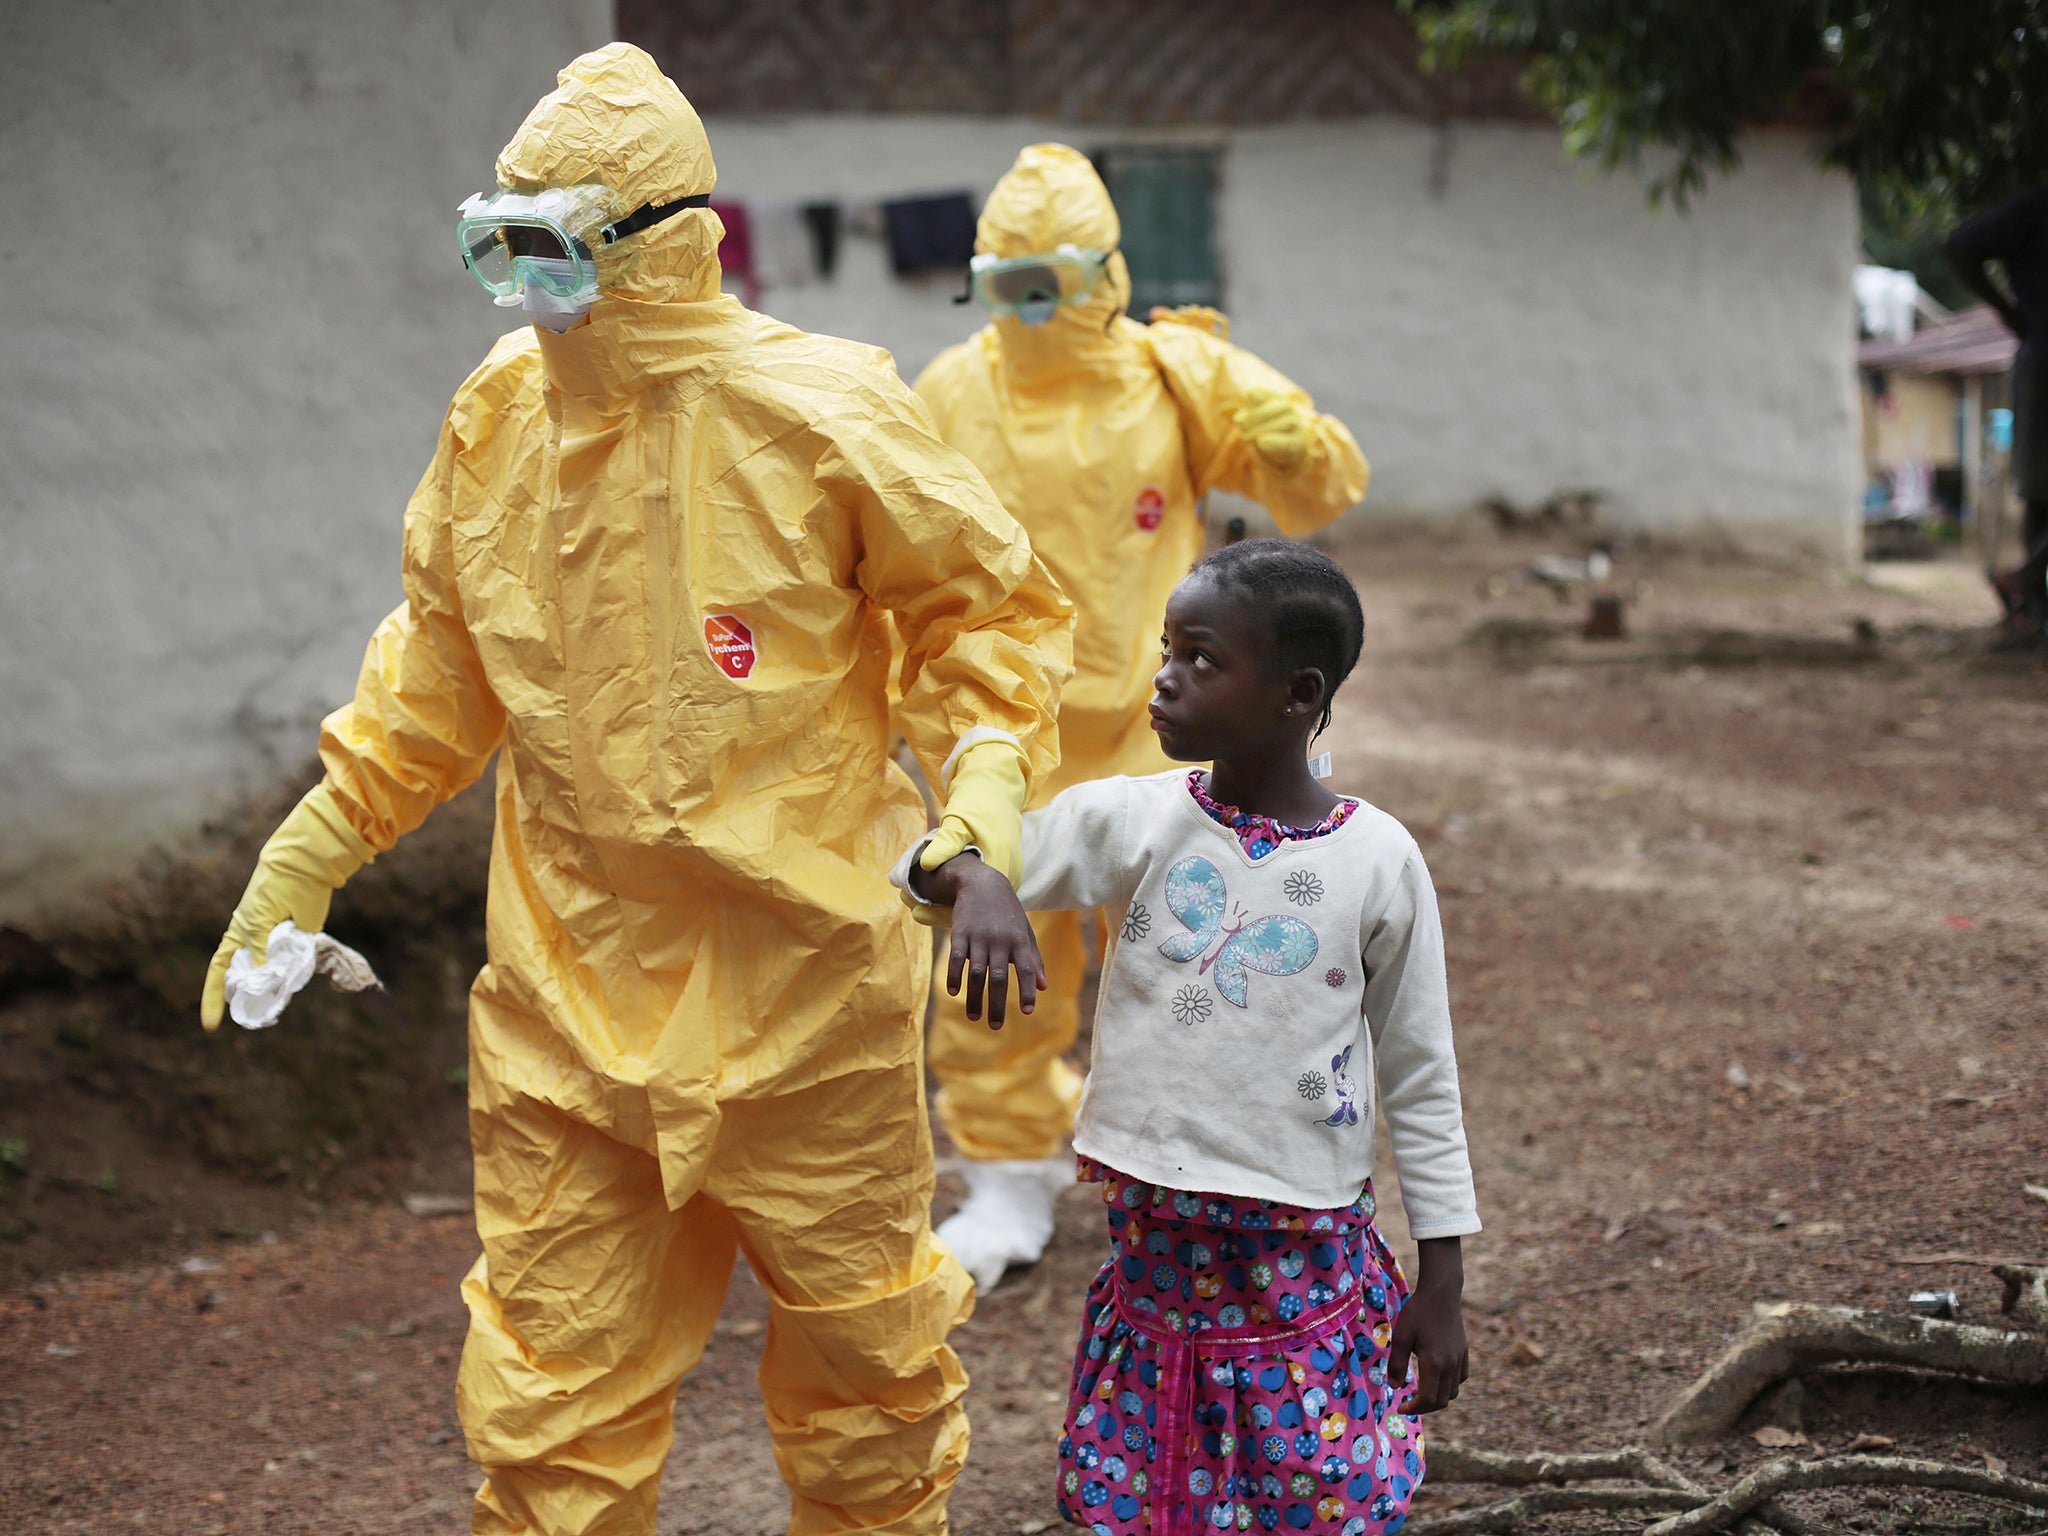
[3,530,2045,1535]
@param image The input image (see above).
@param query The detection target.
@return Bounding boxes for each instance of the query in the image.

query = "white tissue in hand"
[223,919,380,1029]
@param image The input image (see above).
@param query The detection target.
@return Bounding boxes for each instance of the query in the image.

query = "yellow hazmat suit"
[223,47,1072,1535]
[915,144,1367,1168]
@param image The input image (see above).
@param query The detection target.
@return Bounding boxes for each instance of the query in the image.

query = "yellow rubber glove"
[1148,303,1230,340]
[919,738,1029,889]
[200,782,377,1031]
[1235,387,1312,472]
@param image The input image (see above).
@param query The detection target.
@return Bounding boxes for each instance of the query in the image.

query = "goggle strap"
[605,192,712,244]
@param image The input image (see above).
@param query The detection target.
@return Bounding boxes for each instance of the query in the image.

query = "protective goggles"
[456,185,710,306]
[958,244,1114,324]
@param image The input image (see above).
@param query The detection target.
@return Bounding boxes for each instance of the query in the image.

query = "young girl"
[900,539,1479,1536]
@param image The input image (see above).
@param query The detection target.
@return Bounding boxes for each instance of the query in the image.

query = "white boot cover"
[936,1157,1072,1293]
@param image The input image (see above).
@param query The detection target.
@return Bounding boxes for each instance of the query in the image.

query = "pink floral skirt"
[1058,1161,1423,1536]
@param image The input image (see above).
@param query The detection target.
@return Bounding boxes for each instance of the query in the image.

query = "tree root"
[1420,1283,2048,1532]
[1427,1443,1703,1494]
[1415,1442,2048,1536]
[1641,1455,2048,1536]
[1407,1485,1699,1535]
[1414,1443,1805,1536]
[1651,1302,2048,1445]
[1737,1504,1831,1536]
[1996,1264,2048,1332]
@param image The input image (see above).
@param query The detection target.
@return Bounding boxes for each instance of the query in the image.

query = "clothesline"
[710,191,979,303]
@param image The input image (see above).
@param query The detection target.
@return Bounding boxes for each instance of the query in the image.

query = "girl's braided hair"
[1189,538,1364,737]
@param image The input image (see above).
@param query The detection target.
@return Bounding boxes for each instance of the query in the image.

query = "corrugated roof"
[1858,305,2018,376]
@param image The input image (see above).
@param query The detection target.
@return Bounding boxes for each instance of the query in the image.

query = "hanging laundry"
[882,192,976,277]
[711,199,758,306]
[753,202,814,289]
[802,202,842,280]
[843,201,886,240]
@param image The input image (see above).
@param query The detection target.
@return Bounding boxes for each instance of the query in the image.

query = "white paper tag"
[1307,752,1332,780]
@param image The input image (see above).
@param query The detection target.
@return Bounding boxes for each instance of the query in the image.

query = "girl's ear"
[1287,667,1327,718]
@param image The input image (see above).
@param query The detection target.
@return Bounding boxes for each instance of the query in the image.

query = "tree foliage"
[1404,1,2048,220]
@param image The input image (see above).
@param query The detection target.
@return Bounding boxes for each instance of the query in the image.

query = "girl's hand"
[912,852,1047,1029]
[1388,1236,1469,1414]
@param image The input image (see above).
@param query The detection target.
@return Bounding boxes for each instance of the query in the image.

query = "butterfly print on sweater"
[1156,856,1319,1008]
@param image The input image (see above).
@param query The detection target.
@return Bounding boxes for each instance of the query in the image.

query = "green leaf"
[1400,0,2048,214]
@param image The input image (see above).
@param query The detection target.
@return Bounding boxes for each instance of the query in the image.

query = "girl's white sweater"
[897,770,1480,1233]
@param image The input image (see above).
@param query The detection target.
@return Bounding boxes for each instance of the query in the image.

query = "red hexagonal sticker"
[704,614,755,679]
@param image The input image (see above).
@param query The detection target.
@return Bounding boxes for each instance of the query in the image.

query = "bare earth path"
[3,534,2044,1534]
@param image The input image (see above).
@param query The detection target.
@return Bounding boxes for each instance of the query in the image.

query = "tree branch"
[1406,1485,1698,1535]
[1642,1456,2048,1536]
[1419,1442,1853,1535]
[1428,1442,1703,1494]
[1425,1449,1695,1499]
[1652,1302,2048,1445]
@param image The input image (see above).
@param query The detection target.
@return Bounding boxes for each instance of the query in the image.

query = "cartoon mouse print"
[1318,1044,1360,1127]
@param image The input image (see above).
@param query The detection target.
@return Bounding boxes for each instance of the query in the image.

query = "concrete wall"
[0,30,1861,923]
[0,1,611,923]
[708,116,1861,554]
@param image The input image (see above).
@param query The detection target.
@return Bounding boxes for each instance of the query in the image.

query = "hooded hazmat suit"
[915,144,1367,1176]
[253,47,1071,1535]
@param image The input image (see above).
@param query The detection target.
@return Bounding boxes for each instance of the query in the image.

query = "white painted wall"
[709,115,1861,555]
[0,44,1859,922]
[1229,122,1861,552]
[0,1,611,923]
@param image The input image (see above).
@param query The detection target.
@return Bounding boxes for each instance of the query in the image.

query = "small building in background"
[0,0,1865,930]
[626,0,1863,560]
[1856,294,2017,550]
